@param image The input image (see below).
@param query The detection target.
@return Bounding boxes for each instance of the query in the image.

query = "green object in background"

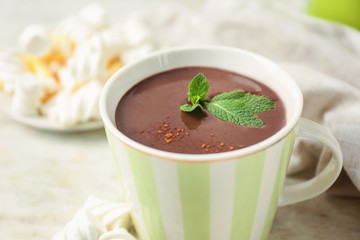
[308,0,360,30]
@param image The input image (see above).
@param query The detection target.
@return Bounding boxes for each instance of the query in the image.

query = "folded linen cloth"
[126,0,360,195]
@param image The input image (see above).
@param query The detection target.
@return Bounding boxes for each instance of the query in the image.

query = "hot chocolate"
[115,67,285,154]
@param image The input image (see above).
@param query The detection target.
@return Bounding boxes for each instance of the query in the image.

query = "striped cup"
[100,46,343,240]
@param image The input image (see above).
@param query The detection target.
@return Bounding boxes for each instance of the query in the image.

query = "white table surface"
[1,1,359,239]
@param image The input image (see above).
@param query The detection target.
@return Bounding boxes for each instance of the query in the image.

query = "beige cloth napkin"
[127,0,360,195]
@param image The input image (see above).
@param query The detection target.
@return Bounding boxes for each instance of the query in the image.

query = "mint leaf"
[211,91,246,101]
[188,73,209,104]
[212,91,274,113]
[179,73,209,112]
[205,91,274,127]
[205,100,265,127]
[180,103,203,112]
[239,92,274,112]
[180,73,275,128]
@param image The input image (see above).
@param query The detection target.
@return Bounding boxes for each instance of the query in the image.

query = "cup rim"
[100,45,303,162]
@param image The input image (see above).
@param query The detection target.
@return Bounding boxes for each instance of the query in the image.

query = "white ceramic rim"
[100,45,303,162]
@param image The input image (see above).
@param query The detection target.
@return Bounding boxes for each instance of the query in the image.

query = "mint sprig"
[180,73,274,127]
[180,73,208,112]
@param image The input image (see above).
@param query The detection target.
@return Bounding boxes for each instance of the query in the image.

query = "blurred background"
[1,0,359,49]
[0,0,204,50]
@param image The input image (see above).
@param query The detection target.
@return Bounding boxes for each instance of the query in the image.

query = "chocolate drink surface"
[115,67,286,154]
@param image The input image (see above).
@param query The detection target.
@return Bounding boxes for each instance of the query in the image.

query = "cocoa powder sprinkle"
[165,133,173,139]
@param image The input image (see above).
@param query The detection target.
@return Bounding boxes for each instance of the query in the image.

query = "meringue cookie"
[19,25,51,57]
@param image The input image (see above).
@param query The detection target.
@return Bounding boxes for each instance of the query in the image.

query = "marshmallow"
[1,3,158,128]
[99,229,136,240]
[123,19,153,47]
[53,209,105,240]
[19,25,51,57]
[121,43,155,64]
[83,196,132,231]
[0,49,27,93]
[57,67,76,89]
[40,80,102,126]
[100,28,128,59]
[11,73,55,116]
[78,3,110,30]
[67,36,108,83]
[55,16,94,44]
[55,4,109,45]
[53,196,135,240]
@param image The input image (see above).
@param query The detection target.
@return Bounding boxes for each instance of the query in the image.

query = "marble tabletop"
[0,1,359,239]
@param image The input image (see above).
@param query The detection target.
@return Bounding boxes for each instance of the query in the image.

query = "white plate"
[0,93,103,132]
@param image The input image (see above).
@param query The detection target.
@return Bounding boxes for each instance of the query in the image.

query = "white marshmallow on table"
[53,196,135,240]
[19,25,51,57]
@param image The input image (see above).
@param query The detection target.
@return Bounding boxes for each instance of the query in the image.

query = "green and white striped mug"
[100,46,343,240]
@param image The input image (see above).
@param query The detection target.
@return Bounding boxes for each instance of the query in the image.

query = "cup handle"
[278,118,343,207]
